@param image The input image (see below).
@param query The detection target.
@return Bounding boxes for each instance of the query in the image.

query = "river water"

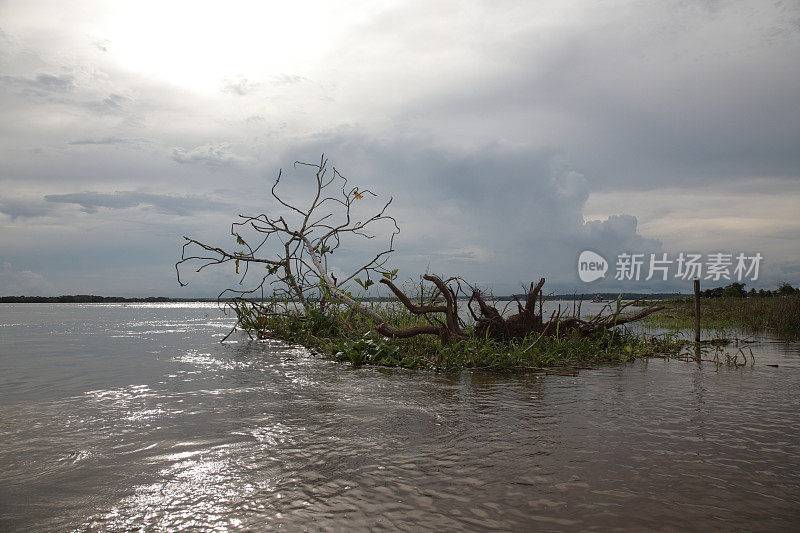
[1,303,799,531]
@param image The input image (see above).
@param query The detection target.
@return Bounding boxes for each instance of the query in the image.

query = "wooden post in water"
[693,278,701,343]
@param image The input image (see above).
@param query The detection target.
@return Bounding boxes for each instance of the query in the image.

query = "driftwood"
[375,274,468,343]
[374,275,664,345]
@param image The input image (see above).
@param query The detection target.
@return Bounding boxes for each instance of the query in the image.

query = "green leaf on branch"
[381,269,399,281]
[355,278,374,290]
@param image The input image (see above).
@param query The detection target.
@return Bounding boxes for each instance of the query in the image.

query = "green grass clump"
[241,299,685,371]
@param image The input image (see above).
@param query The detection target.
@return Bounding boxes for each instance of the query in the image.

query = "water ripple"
[1,304,800,531]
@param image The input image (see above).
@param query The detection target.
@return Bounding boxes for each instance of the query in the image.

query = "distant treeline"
[700,282,798,299]
[504,292,682,301]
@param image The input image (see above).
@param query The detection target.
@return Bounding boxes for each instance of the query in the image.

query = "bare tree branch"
[176,154,398,339]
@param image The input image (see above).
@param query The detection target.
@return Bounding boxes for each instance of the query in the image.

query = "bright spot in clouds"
[104,1,345,91]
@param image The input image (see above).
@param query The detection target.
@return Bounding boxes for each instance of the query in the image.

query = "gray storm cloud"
[270,135,662,293]
[44,191,229,216]
[0,0,798,296]
[0,197,53,220]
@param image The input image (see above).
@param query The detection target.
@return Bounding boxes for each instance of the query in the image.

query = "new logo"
[578,250,608,282]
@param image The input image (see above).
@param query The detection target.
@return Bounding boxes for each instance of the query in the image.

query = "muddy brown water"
[1,303,799,531]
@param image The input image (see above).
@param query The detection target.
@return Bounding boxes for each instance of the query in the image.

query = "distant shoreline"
[0,296,220,303]
[0,293,686,304]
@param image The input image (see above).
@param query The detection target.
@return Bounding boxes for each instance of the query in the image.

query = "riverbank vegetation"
[646,289,800,340]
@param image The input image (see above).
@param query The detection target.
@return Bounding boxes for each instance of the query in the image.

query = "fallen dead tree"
[376,274,664,346]
[176,155,663,345]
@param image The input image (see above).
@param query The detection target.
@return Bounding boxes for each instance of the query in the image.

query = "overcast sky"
[1,0,798,297]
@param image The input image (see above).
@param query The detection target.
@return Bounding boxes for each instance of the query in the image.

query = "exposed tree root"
[375,275,664,344]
